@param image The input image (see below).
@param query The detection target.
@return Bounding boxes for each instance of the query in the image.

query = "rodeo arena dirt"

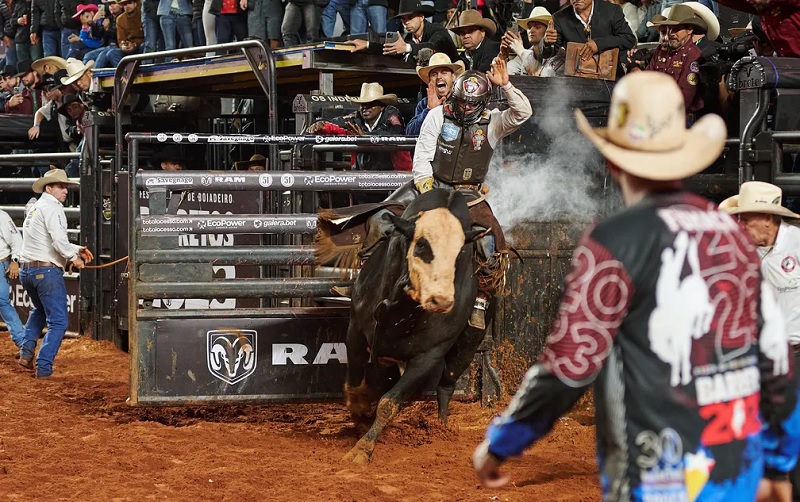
[0,335,598,501]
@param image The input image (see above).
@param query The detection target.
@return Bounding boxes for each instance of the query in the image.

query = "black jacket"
[458,38,501,72]
[549,0,635,78]
[0,0,14,40]
[365,21,459,63]
[55,0,93,30]
[11,0,29,44]
[31,0,59,32]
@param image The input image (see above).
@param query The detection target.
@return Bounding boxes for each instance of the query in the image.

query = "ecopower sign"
[136,317,350,403]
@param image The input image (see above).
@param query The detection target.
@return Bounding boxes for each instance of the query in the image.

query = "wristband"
[32,124,39,128]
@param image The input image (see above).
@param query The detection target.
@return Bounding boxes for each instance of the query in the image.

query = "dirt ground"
[0,334,599,501]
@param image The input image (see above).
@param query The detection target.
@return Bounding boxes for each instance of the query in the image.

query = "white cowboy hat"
[517,6,551,31]
[575,71,726,181]
[350,82,397,105]
[416,53,465,84]
[683,1,721,41]
[719,182,800,219]
[448,9,497,37]
[32,56,68,76]
[60,58,95,87]
[32,169,80,194]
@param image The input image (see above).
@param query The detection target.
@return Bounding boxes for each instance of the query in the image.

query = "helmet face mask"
[449,70,491,125]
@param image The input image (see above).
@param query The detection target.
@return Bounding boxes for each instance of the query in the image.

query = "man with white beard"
[405,52,464,136]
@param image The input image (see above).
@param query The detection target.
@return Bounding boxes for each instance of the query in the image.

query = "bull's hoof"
[342,439,374,465]
[345,384,374,418]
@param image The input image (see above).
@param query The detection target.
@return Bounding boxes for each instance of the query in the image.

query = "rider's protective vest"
[431,106,493,185]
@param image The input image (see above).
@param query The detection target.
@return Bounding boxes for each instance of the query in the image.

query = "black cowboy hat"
[0,64,17,77]
[35,72,56,90]
[58,93,85,117]
[151,145,186,168]
[50,69,68,90]
[392,0,434,18]
[14,60,34,78]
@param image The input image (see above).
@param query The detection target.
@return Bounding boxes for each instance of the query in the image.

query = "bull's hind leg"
[343,353,440,465]
[344,324,373,419]
[436,324,487,425]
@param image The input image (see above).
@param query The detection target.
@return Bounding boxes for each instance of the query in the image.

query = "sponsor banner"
[137,171,413,191]
[9,275,79,334]
[143,317,350,399]
[139,215,317,235]
[146,133,417,146]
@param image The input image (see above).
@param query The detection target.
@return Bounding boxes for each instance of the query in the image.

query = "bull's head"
[388,200,484,314]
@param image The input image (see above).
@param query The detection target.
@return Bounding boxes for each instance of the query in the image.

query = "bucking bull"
[317,189,489,464]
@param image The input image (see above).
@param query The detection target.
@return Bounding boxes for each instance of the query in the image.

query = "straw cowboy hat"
[651,4,709,34]
[517,6,552,31]
[32,56,68,76]
[448,9,497,37]
[33,169,79,194]
[234,154,267,170]
[646,7,671,27]
[682,1,720,41]
[72,3,98,18]
[575,71,726,180]
[392,0,434,18]
[350,82,397,105]
[417,53,465,84]
[719,182,800,219]
[60,58,95,86]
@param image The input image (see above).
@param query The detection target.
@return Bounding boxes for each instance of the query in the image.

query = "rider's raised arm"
[487,83,532,148]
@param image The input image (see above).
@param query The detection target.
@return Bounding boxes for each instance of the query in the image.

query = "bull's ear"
[385,212,416,239]
[464,227,490,243]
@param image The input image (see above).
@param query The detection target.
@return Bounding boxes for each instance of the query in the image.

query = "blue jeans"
[41,29,60,57]
[159,11,194,52]
[19,265,69,376]
[281,2,318,46]
[350,0,386,34]
[61,27,81,61]
[322,0,350,37]
[83,45,112,66]
[143,9,165,54]
[104,45,144,67]
[4,44,16,68]
[0,260,24,347]
[15,42,43,64]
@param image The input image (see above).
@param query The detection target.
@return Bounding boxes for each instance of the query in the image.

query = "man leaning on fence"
[18,169,93,378]
[0,208,25,351]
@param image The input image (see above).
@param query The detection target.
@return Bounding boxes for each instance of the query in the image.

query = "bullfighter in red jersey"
[473,71,800,501]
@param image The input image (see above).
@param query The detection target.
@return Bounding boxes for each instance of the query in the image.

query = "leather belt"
[453,184,481,191]
[21,260,58,269]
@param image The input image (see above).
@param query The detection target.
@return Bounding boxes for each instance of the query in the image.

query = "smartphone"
[98,4,106,15]
[385,31,399,43]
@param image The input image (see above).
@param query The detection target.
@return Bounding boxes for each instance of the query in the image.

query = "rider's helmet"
[449,70,492,125]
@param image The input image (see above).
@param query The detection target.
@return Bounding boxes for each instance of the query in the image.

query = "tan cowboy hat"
[32,169,79,194]
[234,154,267,170]
[719,182,800,219]
[350,82,397,105]
[682,2,720,40]
[517,6,551,31]
[651,4,709,34]
[448,9,497,37]
[575,71,726,181]
[32,56,68,76]
[416,53,465,84]
[646,7,671,27]
[60,58,95,86]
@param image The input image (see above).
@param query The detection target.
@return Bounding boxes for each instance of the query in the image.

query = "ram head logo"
[207,329,257,384]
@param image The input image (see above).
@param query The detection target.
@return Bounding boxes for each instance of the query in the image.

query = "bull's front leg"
[344,323,373,419]
[436,323,488,425]
[343,353,440,465]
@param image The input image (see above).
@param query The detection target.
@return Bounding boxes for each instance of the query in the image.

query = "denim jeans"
[214,13,247,45]
[281,3,318,46]
[83,45,112,66]
[19,265,69,376]
[15,42,43,64]
[104,45,144,67]
[247,0,283,41]
[321,0,350,37]
[350,0,386,34]
[143,8,165,53]
[41,29,60,57]
[4,44,16,68]
[160,11,194,52]
[0,260,24,347]
[60,28,80,60]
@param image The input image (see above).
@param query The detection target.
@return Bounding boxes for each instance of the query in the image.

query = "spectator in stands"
[608,0,646,34]
[349,0,459,63]
[191,0,204,45]
[504,6,551,76]
[31,0,61,57]
[234,153,266,170]
[82,2,121,67]
[200,0,215,53]
[543,0,636,79]
[154,145,185,170]
[281,0,318,46]
[648,5,705,120]
[321,0,348,38]
[0,64,18,108]
[350,0,387,35]
[448,9,500,72]
[716,0,799,57]
[55,0,84,59]
[142,0,165,56]
[242,0,282,48]
[306,82,410,203]
[5,60,41,114]
[210,0,246,46]
[157,0,194,55]
[60,57,93,92]
[67,4,103,60]
[28,70,67,140]
[12,0,43,63]
[106,0,145,66]
[442,4,461,50]
[406,52,463,135]
[32,55,67,77]
[0,0,17,67]
[636,0,663,42]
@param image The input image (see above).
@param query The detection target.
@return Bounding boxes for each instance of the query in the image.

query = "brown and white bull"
[341,189,487,464]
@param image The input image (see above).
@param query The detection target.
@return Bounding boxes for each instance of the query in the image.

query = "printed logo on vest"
[463,168,473,180]
[441,123,459,142]
[472,128,485,151]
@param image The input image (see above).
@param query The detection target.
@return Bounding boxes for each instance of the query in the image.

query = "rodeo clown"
[472,71,800,501]
[413,57,532,330]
